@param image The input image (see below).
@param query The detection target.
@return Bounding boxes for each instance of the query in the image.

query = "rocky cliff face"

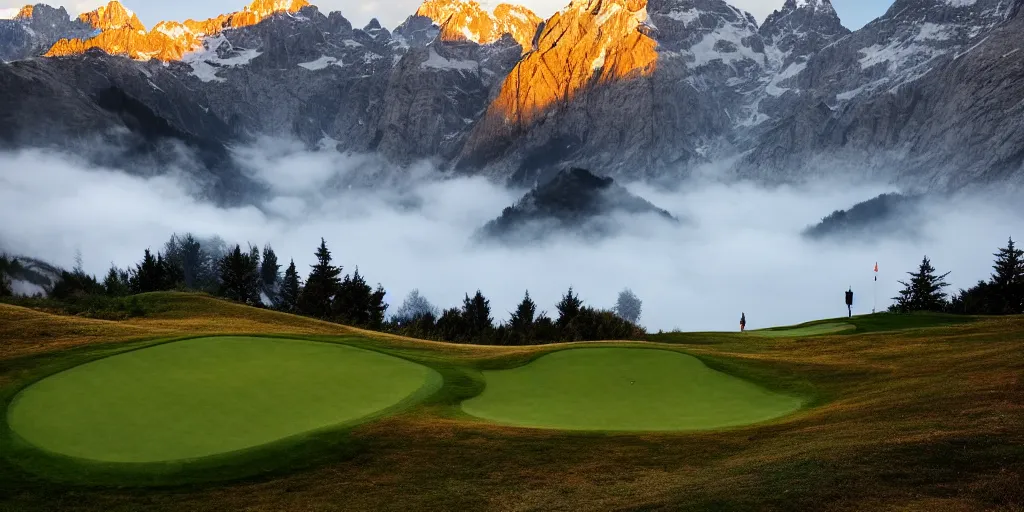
[741,0,1024,188]
[0,4,93,61]
[44,0,309,61]
[2,0,1023,194]
[415,0,540,52]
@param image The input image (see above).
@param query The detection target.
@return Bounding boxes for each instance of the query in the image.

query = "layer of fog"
[2,143,1023,332]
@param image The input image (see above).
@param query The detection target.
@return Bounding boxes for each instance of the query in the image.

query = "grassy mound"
[751,322,856,337]
[8,336,440,463]
[461,348,804,431]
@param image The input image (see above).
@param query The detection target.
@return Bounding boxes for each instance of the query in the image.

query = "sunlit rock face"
[415,0,541,52]
[44,0,309,61]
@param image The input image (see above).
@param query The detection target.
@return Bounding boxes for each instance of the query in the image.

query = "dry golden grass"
[1,293,1022,511]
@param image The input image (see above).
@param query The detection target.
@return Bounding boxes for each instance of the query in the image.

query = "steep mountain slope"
[741,0,1024,187]
[1,0,1023,194]
[44,0,309,61]
[457,0,776,184]
[0,4,93,61]
[415,0,541,51]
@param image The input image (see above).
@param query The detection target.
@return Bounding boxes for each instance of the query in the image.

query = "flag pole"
[873,262,878,314]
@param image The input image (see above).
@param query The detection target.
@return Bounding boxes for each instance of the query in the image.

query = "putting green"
[752,322,856,338]
[462,348,803,431]
[7,337,440,463]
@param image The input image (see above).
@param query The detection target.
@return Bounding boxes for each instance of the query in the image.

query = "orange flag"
[874,262,878,272]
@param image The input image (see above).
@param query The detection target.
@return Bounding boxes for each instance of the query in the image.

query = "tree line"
[889,238,1023,315]
[0,233,645,344]
[384,287,645,345]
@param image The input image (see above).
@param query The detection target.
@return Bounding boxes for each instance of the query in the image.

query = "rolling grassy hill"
[1,293,1022,511]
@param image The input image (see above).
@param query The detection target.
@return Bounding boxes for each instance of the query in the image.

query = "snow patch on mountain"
[765,61,807,96]
[183,35,262,82]
[298,55,341,69]
[421,47,477,71]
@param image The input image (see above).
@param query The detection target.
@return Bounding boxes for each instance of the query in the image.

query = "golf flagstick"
[873,262,878,314]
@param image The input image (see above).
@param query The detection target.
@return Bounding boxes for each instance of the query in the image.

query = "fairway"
[7,336,440,463]
[752,322,856,337]
[462,348,803,431]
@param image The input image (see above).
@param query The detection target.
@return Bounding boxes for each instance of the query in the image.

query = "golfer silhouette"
[740,312,746,332]
[845,288,854,318]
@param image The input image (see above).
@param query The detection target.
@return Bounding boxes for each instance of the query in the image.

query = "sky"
[2,140,1022,332]
[1,0,892,32]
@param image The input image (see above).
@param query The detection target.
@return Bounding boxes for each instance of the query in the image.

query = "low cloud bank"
[2,143,1021,331]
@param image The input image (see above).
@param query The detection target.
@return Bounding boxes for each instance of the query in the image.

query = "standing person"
[740,312,746,332]
[845,288,854,318]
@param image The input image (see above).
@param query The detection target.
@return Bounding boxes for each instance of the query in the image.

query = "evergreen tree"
[130,249,165,293]
[298,238,342,319]
[164,233,213,290]
[436,307,465,342]
[369,284,388,330]
[0,255,15,297]
[218,245,261,305]
[613,288,643,324]
[461,290,493,341]
[555,286,583,329]
[279,259,302,313]
[891,256,950,313]
[51,269,103,300]
[335,268,372,326]
[508,290,537,345]
[991,237,1024,314]
[260,244,281,303]
[103,264,131,297]
[949,280,997,315]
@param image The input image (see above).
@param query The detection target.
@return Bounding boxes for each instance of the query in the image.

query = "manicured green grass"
[7,336,440,463]
[461,347,805,431]
[751,322,856,337]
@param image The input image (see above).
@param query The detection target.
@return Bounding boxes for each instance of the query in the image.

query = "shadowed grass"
[0,293,1022,511]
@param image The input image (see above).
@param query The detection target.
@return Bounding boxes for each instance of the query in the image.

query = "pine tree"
[164,233,211,290]
[991,237,1024,314]
[461,290,493,341]
[279,259,302,312]
[508,290,537,345]
[335,267,372,326]
[260,245,281,303]
[891,256,950,313]
[218,245,261,305]
[103,264,130,297]
[368,284,388,330]
[298,238,342,319]
[555,286,583,329]
[131,249,164,293]
[0,255,15,297]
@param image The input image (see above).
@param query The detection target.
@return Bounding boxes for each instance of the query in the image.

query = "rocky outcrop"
[457,0,659,178]
[803,193,924,240]
[476,167,677,243]
[44,0,309,61]
[415,0,541,51]
[741,0,1024,188]
[0,4,93,61]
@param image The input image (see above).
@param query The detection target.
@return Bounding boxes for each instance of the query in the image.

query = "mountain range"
[1,0,1022,194]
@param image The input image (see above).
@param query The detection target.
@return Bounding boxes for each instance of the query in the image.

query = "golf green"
[461,348,803,431]
[752,322,856,337]
[7,337,440,463]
